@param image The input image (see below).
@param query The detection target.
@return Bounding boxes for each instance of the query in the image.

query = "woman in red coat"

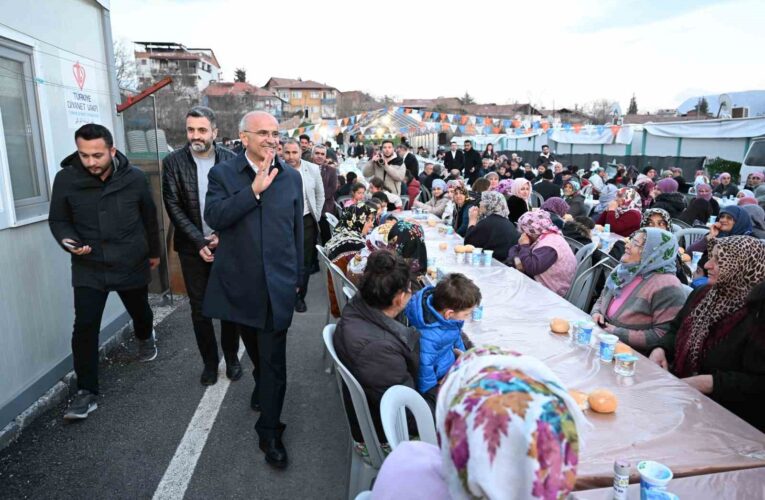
[596,187,642,237]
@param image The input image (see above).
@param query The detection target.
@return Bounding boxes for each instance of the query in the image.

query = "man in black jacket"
[536,144,555,167]
[443,141,463,171]
[534,169,563,200]
[397,143,419,180]
[349,133,369,158]
[49,124,161,420]
[462,140,482,184]
[162,106,241,386]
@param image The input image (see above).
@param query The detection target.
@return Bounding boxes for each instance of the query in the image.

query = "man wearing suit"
[350,133,369,158]
[162,106,241,386]
[397,143,419,180]
[443,141,464,171]
[462,140,482,184]
[282,139,324,314]
[203,111,303,469]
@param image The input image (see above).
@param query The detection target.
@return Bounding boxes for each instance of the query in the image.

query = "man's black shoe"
[259,437,288,468]
[250,387,261,412]
[226,361,242,381]
[200,366,218,386]
[294,297,307,313]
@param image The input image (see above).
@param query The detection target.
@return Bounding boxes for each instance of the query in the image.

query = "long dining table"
[406,213,765,490]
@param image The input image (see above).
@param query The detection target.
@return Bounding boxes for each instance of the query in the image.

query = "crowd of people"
[49,106,765,488]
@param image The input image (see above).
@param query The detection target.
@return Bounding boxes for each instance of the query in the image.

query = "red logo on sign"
[73,61,86,90]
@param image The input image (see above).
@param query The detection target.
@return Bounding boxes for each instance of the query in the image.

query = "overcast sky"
[111,0,764,113]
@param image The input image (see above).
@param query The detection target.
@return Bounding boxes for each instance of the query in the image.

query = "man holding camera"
[162,106,242,386]
[362,139,405,195]
[49,123,161,420]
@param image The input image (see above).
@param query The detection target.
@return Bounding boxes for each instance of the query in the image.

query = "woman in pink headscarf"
[506,178,532,224]
[505,210,577,296]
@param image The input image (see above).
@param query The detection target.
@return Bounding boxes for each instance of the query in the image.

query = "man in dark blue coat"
[202,111,303,469]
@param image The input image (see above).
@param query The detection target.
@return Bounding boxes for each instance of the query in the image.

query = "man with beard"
[282,139,324,313]
[363,139,405,194]
[49,124,160,420]
[162,106,241,386]
[462,140,482,184]
[536,144,555,167]
[299,134,312,161]
[312,144,339,244]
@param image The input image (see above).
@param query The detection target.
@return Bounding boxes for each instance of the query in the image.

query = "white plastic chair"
[564,236,584,254]
[417,185,432,203]
[343,285,356,302]
[329,262,358,315]
[316,245,335,374]
[567,257,610,311]
[530,190,545,208]
[326,213,339,229]
[676,227,709,249]
[323,325,385,499]
[380,385,438,450]
[354,492,372,500]
[574,241,597,270]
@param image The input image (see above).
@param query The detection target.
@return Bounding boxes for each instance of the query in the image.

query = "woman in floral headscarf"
[371,346,586,500]
[591,228,687,353]
[562,179,588,217]
[540,196,570,229]
[496,178,514,196]
[505,210,577,296]
[465,191,520,262]
[506,178,532,224]
[650,236,765,431]
[325,201,378,317]
[595,187,642,237]
[387,220,428,283]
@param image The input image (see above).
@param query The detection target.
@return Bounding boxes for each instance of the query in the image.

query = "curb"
[0,295,185,451]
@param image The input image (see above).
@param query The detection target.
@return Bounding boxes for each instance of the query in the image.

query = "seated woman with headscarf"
[687,205,753,253]
[506,178,532,224]
[451,185,476,237]
[595,187,642,237]
[591,228,687,354]
[541,197,569,229]
[678,197,716,227]
[563,215,595,246]
[563,179,588,218]
[641,208,692,284]
[371,346,586,500]
[325,201,378,317]
[649,236,765,431]
[465,191,520,262]
[651,177,687,218]
[386,219,429,288]
[412,179,449,217]
[742,204,765,239]
[756,185,765,209]
[505,211,577,297]
[592,182,618,218]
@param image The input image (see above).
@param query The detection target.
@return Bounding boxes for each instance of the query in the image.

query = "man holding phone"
[49,124,161,421]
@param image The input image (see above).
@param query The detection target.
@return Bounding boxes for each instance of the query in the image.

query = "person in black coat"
[333,251,423,443]
[202,112,303,468]
[397,143,419,180]
[464,191,520,261]
[533,169,562,200]
[49,124,160,419]
[535,145,555,167]
[443,141,464,171]
[350,134,369,158]
[462,140,482,184]
[162,106,241,386]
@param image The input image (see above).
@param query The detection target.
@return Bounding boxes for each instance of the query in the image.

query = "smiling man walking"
[202,111,303,469]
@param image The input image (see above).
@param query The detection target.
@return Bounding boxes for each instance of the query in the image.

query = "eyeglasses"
[242,130,280,139]
[719,214,735,221]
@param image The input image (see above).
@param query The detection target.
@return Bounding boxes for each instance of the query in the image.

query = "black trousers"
[319,215,332,245]
[178,253,240,368]
[72,285,153,394]
[238,300,287,440]
[299,214,317,299]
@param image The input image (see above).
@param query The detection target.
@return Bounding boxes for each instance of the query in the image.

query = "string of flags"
[282,106,625,140]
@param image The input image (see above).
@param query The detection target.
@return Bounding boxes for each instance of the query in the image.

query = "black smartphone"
[64,240,84,250]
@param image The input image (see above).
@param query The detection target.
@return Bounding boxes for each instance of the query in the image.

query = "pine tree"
[627,94,638,114]
[698,97,709,115]
[234,68,246,83]
[459,91,475,105]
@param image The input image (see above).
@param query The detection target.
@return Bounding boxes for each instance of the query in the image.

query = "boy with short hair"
[405,273,481,395]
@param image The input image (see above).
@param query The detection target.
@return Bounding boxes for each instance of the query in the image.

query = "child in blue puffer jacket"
[405,273,482,395]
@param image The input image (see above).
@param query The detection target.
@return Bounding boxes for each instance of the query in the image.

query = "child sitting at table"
[404,274,481,398]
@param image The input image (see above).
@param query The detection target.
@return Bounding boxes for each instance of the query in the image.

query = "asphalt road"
[0,276,348,500]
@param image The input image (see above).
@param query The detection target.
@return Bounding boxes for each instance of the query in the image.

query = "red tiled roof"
[203,82,279,98]
[264,77,337,90]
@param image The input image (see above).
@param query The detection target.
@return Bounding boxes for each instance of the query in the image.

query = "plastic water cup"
[604,224,611,233]
[455,252,466,265]
[427,257,436,268]
[709,215,717,224]
[482,250,493,266]
[638,461,673,500]
[471,248,483,266]
[472,304,483,321]
[598,333,619,362]
[577,321,594,346]
[692,251,702,264]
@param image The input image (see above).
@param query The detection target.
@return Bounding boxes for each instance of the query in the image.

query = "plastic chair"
[343,285,356,302]
[672,218,691,230]
[354,492,371,500]
[564,236,584,254]
[335,200,345,213]
[564,242,598,303]
[574,242,597,269]
[329,262,358,315]
[676,227,709,249]
[315,245,335,374]
[326,213,339,229]
[323,325,386,499]
[380,385,438,450]
[401,197,410,210]
[417,185,432,203]
[567,257,610,311]
[337,195,353,207]
[530,191,545,208]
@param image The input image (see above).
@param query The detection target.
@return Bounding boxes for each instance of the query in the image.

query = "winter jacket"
[658,283,765,431]
[161,143,236,255]
[464,214,520,262]
[334,295,421,442]
[405,287,466,393]
[506,195,530,224]
[363,156,405,195]
[533,180,562,201]
[596,209,642,237]
[414,195,449,218]
[49,150,160,291]
[565,194,588,218]
[652,192,687,219]
[453,200,476,237]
